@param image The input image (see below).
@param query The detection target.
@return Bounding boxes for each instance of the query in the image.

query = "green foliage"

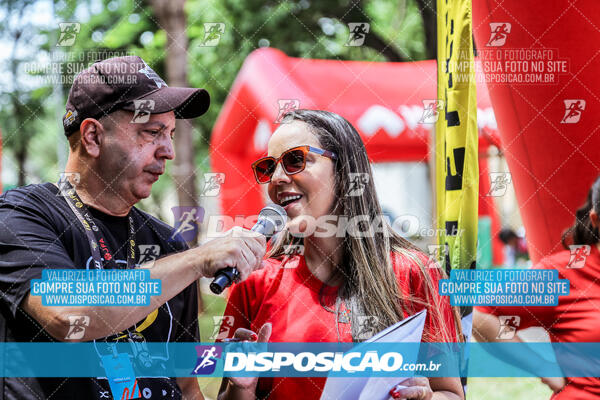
[0,0,428,197]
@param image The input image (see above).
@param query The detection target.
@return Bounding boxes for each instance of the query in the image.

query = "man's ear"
[79,118,104,158]
[590,209,599,229]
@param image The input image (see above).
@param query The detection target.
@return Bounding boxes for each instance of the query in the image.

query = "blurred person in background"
[474,175,600,399]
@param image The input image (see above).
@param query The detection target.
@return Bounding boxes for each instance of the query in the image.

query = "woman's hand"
[541,376,566,393]
[227,323,272,390]
[389,377,433,399]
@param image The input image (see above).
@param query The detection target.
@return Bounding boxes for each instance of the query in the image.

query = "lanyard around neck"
[59,180,136,269]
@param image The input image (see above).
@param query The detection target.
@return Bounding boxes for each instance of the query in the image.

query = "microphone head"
[254,204,287,237]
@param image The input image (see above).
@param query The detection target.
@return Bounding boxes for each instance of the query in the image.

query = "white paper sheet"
[320,309,427,400]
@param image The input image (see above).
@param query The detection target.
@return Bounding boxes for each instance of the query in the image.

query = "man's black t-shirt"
[0,183,199,400]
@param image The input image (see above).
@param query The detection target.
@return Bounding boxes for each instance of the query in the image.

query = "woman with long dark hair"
[474,175,600,399]
[218,110,463,400]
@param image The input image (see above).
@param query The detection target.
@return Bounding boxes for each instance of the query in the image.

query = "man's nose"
[156,135,175,160]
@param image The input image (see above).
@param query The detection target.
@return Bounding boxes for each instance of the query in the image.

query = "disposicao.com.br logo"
[191,344,442,377]
[225,351,441,374]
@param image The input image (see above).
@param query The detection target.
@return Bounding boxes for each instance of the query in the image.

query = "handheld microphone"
[209,204,287,294]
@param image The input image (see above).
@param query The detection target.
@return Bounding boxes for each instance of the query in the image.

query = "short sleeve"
[217,277,259,340]
[0,195,75,317]
[418,265,460,342]
[394,252,460,343]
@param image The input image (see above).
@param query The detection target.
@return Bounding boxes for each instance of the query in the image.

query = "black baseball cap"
[62,56,210,136]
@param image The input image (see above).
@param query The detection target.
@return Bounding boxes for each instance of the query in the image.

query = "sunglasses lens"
[254,159,276,183]
[282,149,305,174]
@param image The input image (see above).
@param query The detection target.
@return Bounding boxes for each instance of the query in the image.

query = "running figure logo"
[355,316,379,340]
[192,345,222,375]
[211,316,235,341]
[486,23,511,47]
[487,172,512,197]
[566,245,590,269]
[201,173,225,197]
[346,173,369,197]
[138,245,160,266]
[275,99,300,123]
[65,315,90,340]
[419,100,444,124]
[496,316,520,339]
[283,244,305,257]
[200,23,225,46]
[346,23,370,46]
[57,23,80,46]
[426,244,448,268]
[170,207,205,242]
[131,100,156,124]
[57,172,80,196]
[561,99,586,124]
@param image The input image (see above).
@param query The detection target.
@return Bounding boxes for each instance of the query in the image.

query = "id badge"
[101,353,141,400]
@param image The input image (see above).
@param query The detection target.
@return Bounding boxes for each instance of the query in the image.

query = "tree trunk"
[415,0,437,60]
[152,0,198,210]
[15,144,26,187]
[152,0,204,312]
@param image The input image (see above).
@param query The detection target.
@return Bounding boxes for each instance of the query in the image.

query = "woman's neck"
[303,236,344,286]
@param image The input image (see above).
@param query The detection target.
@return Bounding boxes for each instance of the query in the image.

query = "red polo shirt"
[220,251,458,399]
[478,245,600,399]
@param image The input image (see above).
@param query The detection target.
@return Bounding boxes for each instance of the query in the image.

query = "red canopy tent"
[210,48,503,263]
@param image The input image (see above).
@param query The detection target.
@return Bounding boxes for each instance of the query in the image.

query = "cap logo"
[64,110,78,126]
[138,61,167,88]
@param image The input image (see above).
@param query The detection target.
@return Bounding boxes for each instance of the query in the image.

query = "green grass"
[466,378,553,399]
[194,294,553,400]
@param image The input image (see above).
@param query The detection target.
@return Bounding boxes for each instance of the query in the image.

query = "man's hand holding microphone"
[194,226,267,283]
[205,204,287,294]
[24,205,286,343]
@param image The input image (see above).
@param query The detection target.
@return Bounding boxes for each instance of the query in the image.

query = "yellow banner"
[435,0,478,273]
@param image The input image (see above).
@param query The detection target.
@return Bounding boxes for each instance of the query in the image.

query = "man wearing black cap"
[0,56,266,399]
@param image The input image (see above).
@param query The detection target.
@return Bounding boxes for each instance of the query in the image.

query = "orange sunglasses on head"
[251,145,338,184]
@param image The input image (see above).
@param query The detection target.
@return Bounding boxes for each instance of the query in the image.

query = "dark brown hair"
[562,175,600,248]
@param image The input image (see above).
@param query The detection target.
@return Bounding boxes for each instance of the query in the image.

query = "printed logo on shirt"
[192,345,222,375]
[566,244,590,268]
[496,315,520,340]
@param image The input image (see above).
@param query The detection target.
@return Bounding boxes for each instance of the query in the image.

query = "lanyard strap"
[59,180,136,269]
